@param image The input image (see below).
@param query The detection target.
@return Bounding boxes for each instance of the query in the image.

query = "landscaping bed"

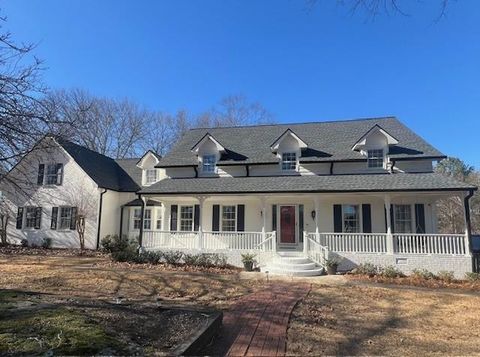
[0,245,105,257]
[0,289,221,356]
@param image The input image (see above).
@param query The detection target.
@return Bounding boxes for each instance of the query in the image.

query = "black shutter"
[56,163,63,185]
[299,204,304,242]
[37,164,44,185]
[362,204,372,233]
[70,207,77,230]
[51,207,58,230]
[415,204,426,233]
[272,205,277,232]
[34,207,42,229]
[194,204,200,231]
[16,207,24,229]
[170,205,178,231]
[212,205,220,232]
[237,204,245,232]
[333,204,342,233]
[390,205,395,233]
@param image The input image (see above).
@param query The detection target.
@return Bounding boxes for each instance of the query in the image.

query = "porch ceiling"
[139,172,476,195]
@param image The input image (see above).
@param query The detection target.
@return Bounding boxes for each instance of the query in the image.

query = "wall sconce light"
[311,210,316,219]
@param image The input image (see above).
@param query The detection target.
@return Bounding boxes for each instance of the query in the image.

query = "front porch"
[121,192,474,277]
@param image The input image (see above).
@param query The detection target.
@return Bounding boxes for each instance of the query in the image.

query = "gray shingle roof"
[115,158,143,187]
[57,139,140,192]
[139,173,475,195]
[157,117,445,167]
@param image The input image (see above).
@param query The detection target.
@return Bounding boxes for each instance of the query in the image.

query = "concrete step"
[271,256,311,265]
[269,261,317,270]
[266,267,325,277]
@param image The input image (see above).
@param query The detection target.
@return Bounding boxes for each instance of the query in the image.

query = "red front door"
[280,206,296,244]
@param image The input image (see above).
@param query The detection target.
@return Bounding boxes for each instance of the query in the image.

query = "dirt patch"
[287,284,480,356]
[0,289,219,355]
[348,274,480,291]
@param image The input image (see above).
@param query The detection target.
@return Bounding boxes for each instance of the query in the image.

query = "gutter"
[96,188,108,250]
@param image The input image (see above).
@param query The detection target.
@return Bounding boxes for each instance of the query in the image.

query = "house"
[0,117,477,278]
[0,136,162,249]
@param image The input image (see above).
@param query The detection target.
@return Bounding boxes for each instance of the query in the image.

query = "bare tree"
[0,194,12,245]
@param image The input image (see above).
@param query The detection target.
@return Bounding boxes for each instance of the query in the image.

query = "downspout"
[464,189,475,255]
[119,206,124,238]
[193,166,198,178]
[96,188,108,250]
[329,162,334,175]
[246,165,250,177]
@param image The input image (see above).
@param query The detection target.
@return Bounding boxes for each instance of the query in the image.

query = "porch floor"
[208,282,311,356]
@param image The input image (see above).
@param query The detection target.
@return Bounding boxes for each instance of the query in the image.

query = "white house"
[1,117,477,277]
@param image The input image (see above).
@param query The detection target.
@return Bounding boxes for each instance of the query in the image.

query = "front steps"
[263,251,324,277]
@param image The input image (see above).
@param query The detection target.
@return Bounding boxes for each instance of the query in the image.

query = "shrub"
[437,271,455,283]
[162,250,183,265]
[380,265,405,278]
[112,249,139,263]
[20,239,28,247]
[183,253,199,266]
[412,268,437,280]
[465,272,480,281]
[41,237,52,249]
[101,235,137,254]
[325,257,342,268]
[211,253,228,268]
[135,251,163,264]
[353,263,379,277]
[241,253,256,264]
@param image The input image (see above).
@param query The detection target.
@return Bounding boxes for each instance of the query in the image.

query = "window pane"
[133,208,141,230]
[281,152,297,171]
[202,155,216,173]
[180,206,194,231]
[343,205,360,233]
[222,205,236,231]
[59,207,72,229]
[394,205,412,233]
[367,149,384,168]
[25,207,36,228]
[46,164,58,185]
[144,209,151,230]
[145,169,157,184]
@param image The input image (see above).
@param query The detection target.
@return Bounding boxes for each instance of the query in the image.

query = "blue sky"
[3,0,480,167]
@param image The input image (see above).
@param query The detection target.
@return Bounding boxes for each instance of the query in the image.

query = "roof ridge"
[188,116,398,131]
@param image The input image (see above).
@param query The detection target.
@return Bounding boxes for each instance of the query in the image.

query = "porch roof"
[139,172,476,195]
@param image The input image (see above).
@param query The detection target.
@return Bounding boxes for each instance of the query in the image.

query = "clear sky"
[3,0,479,167]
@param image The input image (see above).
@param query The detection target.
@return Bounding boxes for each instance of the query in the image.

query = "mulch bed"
[348,274,480,291]
[0,245,105,257]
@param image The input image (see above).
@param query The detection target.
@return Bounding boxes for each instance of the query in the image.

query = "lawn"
[1,253,480,356]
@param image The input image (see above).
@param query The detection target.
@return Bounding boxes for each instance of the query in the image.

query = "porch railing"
[304,232,329,266]
[393,234,467,255]
[142,230,276,252]
[316,233,388,254]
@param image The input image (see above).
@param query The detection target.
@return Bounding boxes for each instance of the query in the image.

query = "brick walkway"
[205,283,311,357]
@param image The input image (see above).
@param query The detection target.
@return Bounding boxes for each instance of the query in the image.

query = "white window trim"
[24,206,38,229]
[58,206,74,231]
[280,152,298,172]
[144,169,158,186]
[44,163,62,186]
[201,154,217,174]
[178,205,195,232]
[341,204,362,233]
[221,205,237,232]
[366,149,385,169]
[393,204,416,234]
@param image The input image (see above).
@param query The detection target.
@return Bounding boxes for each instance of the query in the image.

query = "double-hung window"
[59,207,74,230]
[179,206,194,231]
[281,152,297,171]
[394,204,413,233]
[221,205,237,232]
[45,164,63,185]
[144,209,152,230]
[367,149,384,169]
[25,207,37,228]
[133,208,142,230]
[343,205,360,233]
[202,155,217,173]
[145,169,157,185]
[156,209,162,230]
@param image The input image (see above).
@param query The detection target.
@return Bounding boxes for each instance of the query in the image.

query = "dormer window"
[145,169,158,185]
[367,149,384,169]
[202,154,217,173]
[281,152,297,171]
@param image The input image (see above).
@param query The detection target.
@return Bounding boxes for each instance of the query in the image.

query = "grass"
[0,291,125,355]
[2,253,480,356]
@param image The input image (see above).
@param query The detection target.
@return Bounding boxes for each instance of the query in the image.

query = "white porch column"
[197,196,207,250]
[160,203,167,231]
[384,195,394,254]
[314,196,321,239]
[463,191,474,257]
[260,196,267,241]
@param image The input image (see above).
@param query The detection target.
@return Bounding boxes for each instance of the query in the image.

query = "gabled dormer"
[191,133,226,175]
[352,125,399,170]
[270,129,308,172]
[137,150,162,186]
